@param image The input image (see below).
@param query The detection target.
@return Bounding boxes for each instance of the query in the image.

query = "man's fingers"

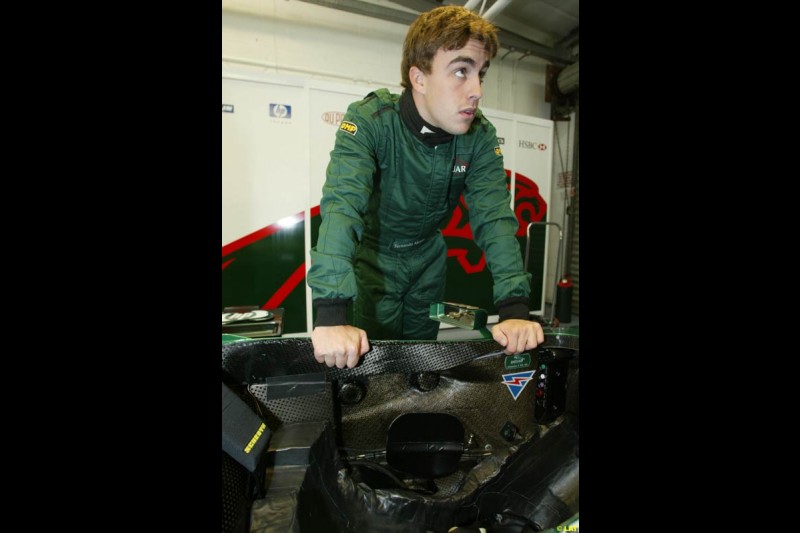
[337,339,367,368]
[311,326,370,368]
[344,331,369,368]
[313,343,328,364]
[492,328,508,348]
[359,330,370,356]
[527,323,544,349]
[491,320,547,354]
[513,332,528,354]
[346,351,360,369]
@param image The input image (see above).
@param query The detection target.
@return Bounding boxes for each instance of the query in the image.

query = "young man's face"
[412,38,490,135]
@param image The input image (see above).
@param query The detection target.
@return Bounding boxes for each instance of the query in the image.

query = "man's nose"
[468,75,483,101]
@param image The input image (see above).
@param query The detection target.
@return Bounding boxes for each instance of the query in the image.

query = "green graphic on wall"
[222,215,308,334]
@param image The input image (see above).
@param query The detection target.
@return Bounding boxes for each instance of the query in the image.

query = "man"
[307,5,544,369]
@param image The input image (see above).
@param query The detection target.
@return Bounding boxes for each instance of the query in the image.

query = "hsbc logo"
[519,140,547,151]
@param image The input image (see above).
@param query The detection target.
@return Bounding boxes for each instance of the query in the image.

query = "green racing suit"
[307,89,532,340]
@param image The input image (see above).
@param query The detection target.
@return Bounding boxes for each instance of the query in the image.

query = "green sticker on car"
[504,352,531,370]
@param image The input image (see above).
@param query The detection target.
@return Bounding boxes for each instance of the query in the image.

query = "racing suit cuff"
[313,298,350,327]
[496,296,530,322]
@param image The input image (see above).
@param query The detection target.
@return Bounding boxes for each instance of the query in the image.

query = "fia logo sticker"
[501,371,535,400]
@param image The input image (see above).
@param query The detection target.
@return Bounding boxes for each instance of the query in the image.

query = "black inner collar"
[399,89,454,147]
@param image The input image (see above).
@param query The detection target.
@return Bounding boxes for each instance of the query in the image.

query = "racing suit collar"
[399,89,454,148]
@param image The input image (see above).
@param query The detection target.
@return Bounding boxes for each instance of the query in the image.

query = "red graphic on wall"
[441,170,546,274]
[222,174,545,309]
[222,210,308,310]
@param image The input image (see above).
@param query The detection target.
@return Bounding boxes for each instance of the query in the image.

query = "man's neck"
[400,89,452,147]
[410,89,434,127]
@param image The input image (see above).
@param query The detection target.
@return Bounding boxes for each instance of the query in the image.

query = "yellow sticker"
[243,423,267,453]
[339,121,358,135]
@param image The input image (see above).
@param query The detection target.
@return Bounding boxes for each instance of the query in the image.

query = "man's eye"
[455,68,466,78]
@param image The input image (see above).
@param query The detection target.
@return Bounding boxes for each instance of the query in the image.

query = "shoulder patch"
[358,93,377,107]
[494,146,503,156]
[372,105,395,117]
[339,121,358,135]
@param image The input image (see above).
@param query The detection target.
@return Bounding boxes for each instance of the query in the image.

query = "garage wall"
[221,0,578,329]
[222,0,553,118]
[222,70,553,333]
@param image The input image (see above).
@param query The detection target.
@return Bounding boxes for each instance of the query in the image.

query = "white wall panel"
[222,1,550,117]
[222,75,309,245]
[515,118,555,307]
[307,82,385,208]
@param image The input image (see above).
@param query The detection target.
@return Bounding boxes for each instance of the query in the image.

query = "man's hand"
[492,319,544,354]
[311,325,370,369]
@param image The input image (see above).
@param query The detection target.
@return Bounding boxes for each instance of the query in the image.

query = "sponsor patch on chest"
[452,159,469,174]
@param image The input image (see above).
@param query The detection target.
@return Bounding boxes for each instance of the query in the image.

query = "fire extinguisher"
[555,276,573,324]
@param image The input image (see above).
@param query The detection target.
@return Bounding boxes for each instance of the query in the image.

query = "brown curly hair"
[401,6,499,90]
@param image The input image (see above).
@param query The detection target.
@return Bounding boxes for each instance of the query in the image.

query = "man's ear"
[409,66,425,94]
